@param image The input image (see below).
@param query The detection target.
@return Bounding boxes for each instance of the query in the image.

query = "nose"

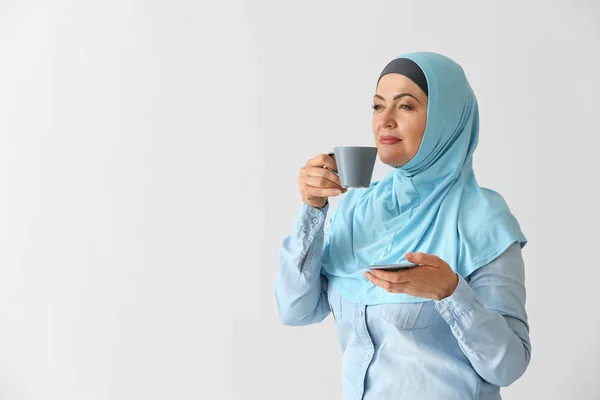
[377,108,397,131]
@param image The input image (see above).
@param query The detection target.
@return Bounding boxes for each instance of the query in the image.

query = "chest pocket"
[326,282,343,321]
[379,301,433,330]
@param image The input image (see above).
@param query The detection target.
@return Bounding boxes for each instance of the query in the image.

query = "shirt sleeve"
[273,200,332,326]
[433,241,532,387]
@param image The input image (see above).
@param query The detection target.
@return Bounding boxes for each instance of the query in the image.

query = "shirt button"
[312,217,319,224]
[442,310,451,318]
[356,310,363,317]
[364,354,371,361]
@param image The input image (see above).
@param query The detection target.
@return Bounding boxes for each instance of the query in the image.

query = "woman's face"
[372,73,428,168]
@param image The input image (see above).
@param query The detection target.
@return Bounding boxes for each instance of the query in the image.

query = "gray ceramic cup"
[326,146,378,188]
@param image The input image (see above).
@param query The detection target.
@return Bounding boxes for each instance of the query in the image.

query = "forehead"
[376,73,426,98]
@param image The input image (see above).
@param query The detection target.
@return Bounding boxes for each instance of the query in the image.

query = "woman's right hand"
[298,153,348,209]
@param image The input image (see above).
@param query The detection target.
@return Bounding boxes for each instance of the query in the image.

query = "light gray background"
[0,0,598,399]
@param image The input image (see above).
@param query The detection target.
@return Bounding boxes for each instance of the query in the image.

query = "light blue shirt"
[274,201,532,399]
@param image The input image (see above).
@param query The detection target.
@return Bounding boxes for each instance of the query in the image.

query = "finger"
[303,167,342,188]
[305,154,347,192]
[306,153,338,174]
[304,175,342,191]
[406,252,443,267]
[368,268,418,284]
[299,179,341,198]
[316,165,344,189]
[304,184,342,198]
[364,271,406,293]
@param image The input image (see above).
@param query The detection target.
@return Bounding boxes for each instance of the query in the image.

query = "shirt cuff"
[434,273,482,323]
[293,201,329,239]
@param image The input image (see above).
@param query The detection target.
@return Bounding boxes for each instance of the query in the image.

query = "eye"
[371,103,413,112]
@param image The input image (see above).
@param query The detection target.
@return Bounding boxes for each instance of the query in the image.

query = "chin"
[378,152,407,168]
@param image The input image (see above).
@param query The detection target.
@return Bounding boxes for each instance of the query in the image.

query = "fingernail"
[334,190,341,194]
[406,252,414,259]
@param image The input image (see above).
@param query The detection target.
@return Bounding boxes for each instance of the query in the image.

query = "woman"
[273,52,531,399]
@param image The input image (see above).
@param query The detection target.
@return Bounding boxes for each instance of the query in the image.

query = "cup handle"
[326,152,339,176]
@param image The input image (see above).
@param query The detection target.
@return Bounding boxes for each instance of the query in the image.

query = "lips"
[380,136,401,144]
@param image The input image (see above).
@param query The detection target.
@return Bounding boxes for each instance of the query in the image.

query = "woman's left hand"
[364,252,459,301]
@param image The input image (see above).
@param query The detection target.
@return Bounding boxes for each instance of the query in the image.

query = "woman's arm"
[433,241,532,387]
[273,201,332,326]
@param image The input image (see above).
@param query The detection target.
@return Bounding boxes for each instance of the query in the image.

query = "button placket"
[353,304,373,399]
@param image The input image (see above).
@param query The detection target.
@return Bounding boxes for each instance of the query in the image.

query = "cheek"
[397,120,417,141]
[399,119,425,156]
[402,116,426,143]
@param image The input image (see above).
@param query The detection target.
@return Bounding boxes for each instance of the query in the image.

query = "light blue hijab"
[321,52,527,304]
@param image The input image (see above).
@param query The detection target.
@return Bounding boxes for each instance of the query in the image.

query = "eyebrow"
[373,93,421,104]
